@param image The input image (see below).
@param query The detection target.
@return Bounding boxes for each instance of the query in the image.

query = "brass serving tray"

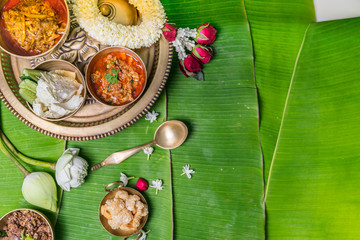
[0,10,172,141]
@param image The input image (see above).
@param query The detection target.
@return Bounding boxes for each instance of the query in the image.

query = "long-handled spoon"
[91,120,188,171]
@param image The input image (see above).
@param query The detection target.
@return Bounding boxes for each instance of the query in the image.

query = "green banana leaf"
[3,0,360,240]
[244,0,316,181]
[0,102,65,223]
[265,17,360,239]
[164,0,264,239]
[56,0,264,239]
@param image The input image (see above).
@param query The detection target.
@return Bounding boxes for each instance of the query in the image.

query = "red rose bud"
[136,178,149,191]
[184,55,202,73]
[192,45,213,64]
[196,23,217,45]
[179,60,195,77]
[162,24,177,42]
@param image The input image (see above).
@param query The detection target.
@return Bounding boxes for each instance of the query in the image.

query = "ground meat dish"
[90,52,145,106]
[1,0,67,55]
[1,210,52,240]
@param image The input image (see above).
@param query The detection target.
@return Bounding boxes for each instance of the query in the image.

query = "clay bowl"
[85,46,147,107]
[0,0,70,59]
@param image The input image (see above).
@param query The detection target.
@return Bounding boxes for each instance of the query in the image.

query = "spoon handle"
[91,140,156,171]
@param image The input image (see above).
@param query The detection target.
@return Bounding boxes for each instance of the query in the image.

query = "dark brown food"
[1,210,52,240]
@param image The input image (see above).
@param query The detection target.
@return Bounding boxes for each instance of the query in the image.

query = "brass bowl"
[99,181,149,237]
[85,46,147,107]
[0,0,70,59]
[26,59,86,121]
[0,208,54,240]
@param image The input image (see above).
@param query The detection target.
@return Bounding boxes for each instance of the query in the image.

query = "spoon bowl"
[154,120,188,149]
[91,120,188,171]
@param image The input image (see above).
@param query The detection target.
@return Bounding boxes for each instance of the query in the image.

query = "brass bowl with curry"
[86,46,147,107]
[0,0,70,58]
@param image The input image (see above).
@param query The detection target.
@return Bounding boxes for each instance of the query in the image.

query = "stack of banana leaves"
[1,0,359,239]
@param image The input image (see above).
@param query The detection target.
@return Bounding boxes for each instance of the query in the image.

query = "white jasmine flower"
[120,172,134,186]
[138,229,150,240]
[144,147,154,160]
[150,179,164,195]
[173,27,197,60]
[181,164,195,179]
[145,110,159,123]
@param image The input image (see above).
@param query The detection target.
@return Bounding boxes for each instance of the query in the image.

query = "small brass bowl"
[99,181,149,237]
[25,59,86,121]
[0,208,54,240]
[0,0,70,59]
[85,46,147,107]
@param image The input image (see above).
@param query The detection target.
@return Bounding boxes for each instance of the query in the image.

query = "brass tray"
[0,8,173,141]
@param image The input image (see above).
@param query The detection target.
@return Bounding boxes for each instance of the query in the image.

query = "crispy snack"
[101,190,148,231]
[2,0,66,53]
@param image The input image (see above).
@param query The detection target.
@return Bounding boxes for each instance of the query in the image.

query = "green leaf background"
[1,0,360,239]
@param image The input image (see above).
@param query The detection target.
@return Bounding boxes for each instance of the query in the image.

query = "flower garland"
[163,23,217,81]
[72,0,166,49]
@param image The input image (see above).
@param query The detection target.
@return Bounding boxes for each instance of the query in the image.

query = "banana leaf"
[164,0,264,239]
[56,0,265,239]
[244,0,316,181]
[264,17,360,239]
[0,102,65,223]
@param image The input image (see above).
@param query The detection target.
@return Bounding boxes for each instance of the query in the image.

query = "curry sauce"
[0,0,67,55]
[90,52,145,106]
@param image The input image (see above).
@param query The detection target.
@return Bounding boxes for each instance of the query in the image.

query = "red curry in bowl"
[0,0,68,56]
[89,51,146,106]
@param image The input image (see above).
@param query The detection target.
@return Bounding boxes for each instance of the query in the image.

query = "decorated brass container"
[0,208,54,240]
[85,46,147,107]
[99,181,148,237]
[0,0,70,59]
[29,59,87,121]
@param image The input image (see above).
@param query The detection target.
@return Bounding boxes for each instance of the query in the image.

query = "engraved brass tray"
[0,7,172,141]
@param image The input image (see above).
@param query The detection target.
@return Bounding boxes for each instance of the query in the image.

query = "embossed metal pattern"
[0,7,173,141]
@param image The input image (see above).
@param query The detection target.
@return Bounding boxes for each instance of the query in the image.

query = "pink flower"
[136,178,149,191]
[162,24,177,42]
[184,55,202,72]
[179,60,195,77]
[195,23,217,45]
[192,45,213,64]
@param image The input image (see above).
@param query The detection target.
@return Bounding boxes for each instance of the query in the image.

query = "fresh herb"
[130,79,134,83]
[104,69,119,84]
[0,230,7,237]
[21,232,34,240]
[107,100,113,104]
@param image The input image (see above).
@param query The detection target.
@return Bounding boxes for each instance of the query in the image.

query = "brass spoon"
[91,120,188,171]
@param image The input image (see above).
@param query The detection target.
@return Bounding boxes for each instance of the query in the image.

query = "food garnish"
[1,0,67,55]
[181,164,195,179]
[71,0,165,49]
[18,68,84,119]
[149,179,164,195]
[136,178,149,191]
[90,52,145,106]
[2,210,52,240]
[55,148,88,191]
[100,190,148,231]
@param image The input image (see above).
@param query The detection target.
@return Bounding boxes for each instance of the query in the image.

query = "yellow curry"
[1,0,66,55]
